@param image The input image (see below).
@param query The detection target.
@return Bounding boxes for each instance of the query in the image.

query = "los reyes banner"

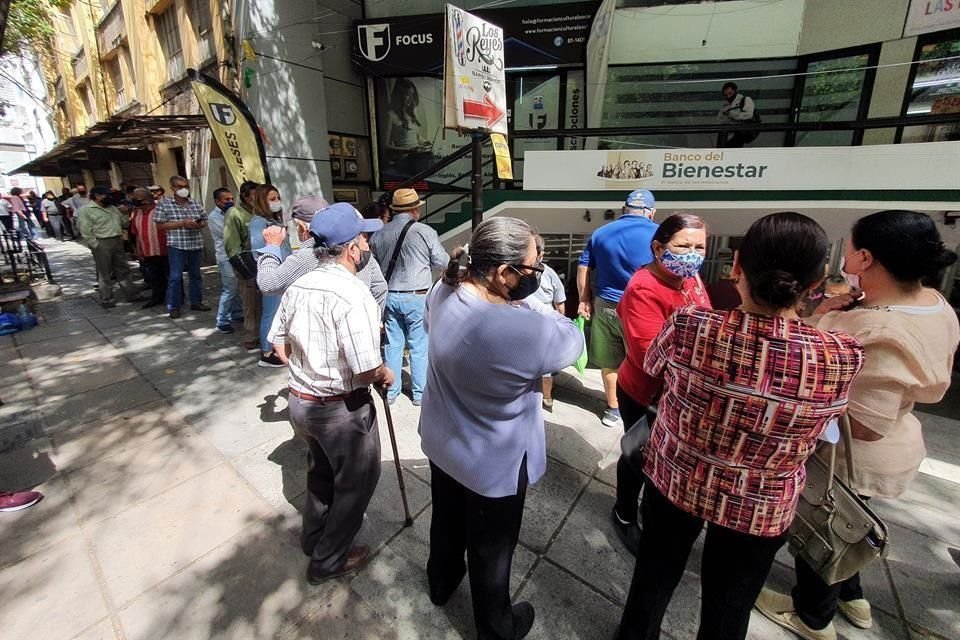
[444,5,508,135]
[522,142,960,191]
[189,69,270,187]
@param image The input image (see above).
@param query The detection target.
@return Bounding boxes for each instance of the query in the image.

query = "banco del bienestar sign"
[522,142,960,191]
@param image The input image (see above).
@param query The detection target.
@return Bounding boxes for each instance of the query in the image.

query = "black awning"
[11,114,209,176]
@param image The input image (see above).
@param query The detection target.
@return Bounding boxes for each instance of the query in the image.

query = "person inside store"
[718,81,758,148]
[420,217,584,640]
[755,210,959,640]
[616,212,865,640]
[611,213,712,556]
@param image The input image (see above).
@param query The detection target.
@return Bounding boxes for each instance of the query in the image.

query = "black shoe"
[216,323,235,334]
[190,303,211,311]
[428,560,466,606]
[610,507,641,557]
[512,601,535,639]
[142,300,162,309]
[100,300,116,309]
[169,308,181,319]
[258,352,285,368]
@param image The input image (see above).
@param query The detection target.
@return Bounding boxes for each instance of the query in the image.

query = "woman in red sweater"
[611,213,712,555]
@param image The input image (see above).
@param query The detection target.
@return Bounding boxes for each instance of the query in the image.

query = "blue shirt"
[419,282,584,498]
[578,214,658,303]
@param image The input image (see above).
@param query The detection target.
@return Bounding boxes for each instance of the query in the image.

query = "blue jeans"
[166,247,203,310]
[383,292,428,401]
[261,293,282,352]
[216,258,242,326]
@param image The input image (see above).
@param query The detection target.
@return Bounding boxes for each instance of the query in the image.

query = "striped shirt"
[643,306,864,537]
[256,237,388,312]
[130,205,167,257]
[369,213,449,291]
[153,197,206,250]
[267,262,382,396]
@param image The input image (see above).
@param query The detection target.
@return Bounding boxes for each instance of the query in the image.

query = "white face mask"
[269,201,283,214]
[840,256,860,291]
[175,188,190,198]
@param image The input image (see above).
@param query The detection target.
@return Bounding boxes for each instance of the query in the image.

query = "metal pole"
[471,132,484,230]
[377,387,414,527]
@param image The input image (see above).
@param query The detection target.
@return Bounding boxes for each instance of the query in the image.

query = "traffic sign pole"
[471,131,485,230]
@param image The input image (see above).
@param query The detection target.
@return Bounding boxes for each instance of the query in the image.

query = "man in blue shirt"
[576,189,658,428]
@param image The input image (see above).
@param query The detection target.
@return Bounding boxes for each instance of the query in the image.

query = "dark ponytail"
[739,212,829,310]
[851,210,957,284]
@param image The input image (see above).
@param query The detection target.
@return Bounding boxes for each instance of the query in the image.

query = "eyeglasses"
[509,262,544,276]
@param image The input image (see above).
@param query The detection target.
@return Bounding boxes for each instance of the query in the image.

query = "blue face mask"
[222,201,235,211]
[660,249,704,279]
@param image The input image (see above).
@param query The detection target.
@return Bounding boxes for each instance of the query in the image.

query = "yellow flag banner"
[189,69,269,187]
[490,133,513,181]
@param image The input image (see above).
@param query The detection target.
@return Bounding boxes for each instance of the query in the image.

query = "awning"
[11,114,209,176]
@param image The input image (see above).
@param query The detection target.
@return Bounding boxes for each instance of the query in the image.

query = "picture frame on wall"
[333,188,359,203]
[341,136,357,158]
[328,135,342,157]
[331,158,342,177]
[345,159,358,177]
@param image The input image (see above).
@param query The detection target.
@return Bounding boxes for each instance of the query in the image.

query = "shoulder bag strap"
[383,220,416,285]
[840,413,857,489]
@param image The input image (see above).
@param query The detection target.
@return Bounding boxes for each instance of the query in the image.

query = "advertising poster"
[375,76,491,189]
[444,5,508,134]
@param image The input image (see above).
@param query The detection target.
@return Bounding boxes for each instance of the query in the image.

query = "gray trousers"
[91,236,136,303]
[48,215,65,241]
[289,390,381,576]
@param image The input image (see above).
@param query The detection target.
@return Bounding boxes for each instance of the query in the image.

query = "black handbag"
[619,405,656,473]
[229,251,258,281]
[788,415,889,584]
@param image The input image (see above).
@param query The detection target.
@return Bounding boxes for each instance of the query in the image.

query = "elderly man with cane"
[268,203,396,583]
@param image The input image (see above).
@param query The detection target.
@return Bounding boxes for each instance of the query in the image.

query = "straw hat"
[390,188,425,211]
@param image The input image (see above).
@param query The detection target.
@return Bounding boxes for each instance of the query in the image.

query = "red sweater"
[616,268,712,405]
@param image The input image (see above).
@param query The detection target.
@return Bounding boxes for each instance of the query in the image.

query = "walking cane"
[378,385,414,527]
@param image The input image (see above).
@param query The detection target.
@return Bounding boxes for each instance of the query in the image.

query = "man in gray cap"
[258,195,387,311]
[267,202,393,584]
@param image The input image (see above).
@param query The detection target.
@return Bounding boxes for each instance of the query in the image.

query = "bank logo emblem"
[358,24,391,62]
[210,103,236,126]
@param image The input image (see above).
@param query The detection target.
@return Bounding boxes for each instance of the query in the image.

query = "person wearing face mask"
[40,191,64,241]
[258,195,388,312]
[64,184,90,239]
[610,214,712,556]
[128,187,169,309]
[756,210,959,640]
[77,186,140,308]
[153,175,209,319]
[208,188,243,334]
[420,217,584,640]
[267,203,391,585]
[249,184,290,367]
[224,181,262,350]
[616,212,864,640]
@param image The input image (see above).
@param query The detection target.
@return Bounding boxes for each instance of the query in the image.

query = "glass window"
[795,52,872,147]
[902,36,960,144]
[156,7,184,80]
[108,58,125,110]
[511,73,560,181]
[601,58,796,149]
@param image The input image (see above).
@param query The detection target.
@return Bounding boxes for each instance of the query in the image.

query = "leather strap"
[383,219,416,286]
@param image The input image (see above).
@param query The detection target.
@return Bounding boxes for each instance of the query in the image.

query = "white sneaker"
[754,587,837,640]
[838,598,873,629]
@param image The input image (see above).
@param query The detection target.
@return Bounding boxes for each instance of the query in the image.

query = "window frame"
[896,27,960,144]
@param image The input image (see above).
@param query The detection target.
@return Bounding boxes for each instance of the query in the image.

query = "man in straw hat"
[369,188,449,406]
[267,203,393,584]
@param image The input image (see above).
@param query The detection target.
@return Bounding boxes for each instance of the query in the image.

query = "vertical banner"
[490,133,513,180]
[443,5,508,135]
[189,68,270,187]
[585,0,616,148]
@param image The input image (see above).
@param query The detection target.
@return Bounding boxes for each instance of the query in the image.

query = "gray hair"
[534,233,544,255]
[169,175,188,186]
[445,217,535,283]
[312,240,353,263]
[132,187,153,202]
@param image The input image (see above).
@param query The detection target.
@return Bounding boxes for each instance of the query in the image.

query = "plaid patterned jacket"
[643,306,864,537]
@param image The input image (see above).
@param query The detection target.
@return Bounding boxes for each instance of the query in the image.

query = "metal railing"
[0,232,56,286]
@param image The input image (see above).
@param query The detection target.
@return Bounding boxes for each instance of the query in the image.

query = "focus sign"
[443,5,507,135]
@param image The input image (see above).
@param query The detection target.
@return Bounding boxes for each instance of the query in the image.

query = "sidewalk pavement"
[1,238,958,640]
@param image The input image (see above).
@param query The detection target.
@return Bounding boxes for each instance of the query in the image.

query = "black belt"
[388,289,428,295]
[289,387,370,404]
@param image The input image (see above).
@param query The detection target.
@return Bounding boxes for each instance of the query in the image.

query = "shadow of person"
[267,437,308,514]
[259,387,290,424]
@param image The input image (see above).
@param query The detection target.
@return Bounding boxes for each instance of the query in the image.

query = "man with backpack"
[718,82,759,148]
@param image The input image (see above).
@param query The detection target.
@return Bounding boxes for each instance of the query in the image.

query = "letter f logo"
[358,24,391,62]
